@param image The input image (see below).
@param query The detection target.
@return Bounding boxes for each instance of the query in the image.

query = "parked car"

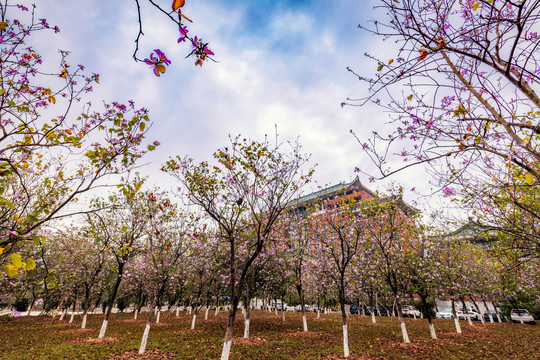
[294,304,311,312]
[402,305,421,318]
[350,304,359,315]
[483,310,507,323]
[436,308,454,320]
[510,309,537,324]
[457,307,482,321]
[376,306,392,317]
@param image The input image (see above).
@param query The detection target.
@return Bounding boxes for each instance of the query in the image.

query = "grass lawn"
[1,310,539,359]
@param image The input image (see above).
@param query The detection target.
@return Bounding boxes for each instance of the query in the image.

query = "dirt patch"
[123,319,146,323]
[46,322,77,327]
[285,330,323,337]
[107,349,177,360]
[70,336,119,345]
[61,328,96,334]
[173,328,206,334]
[234,336,267,345]
[319,354,386,360]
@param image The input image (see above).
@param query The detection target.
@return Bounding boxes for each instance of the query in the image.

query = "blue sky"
[28,0,448,215]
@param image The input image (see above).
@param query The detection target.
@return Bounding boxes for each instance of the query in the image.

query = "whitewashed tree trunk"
[98,319,108,338]
[221,339,232,360]
[215,306,219,316]
[454,318,462,334]
[317,310,320,319]
[205,307,209,320]
[483,300,493,323]
[371,312,376,324]
[139,324,151,354]
[466,312,473,326]
[495,311,502,323]
[59,308,67,321]
[282,309,285,322]
[176,307,180,317]
[303,315,308,332]
[69,310,75,324]
[244,318,250,338]
[429,323,437,340]
[81,314,88,329]
[451,300,462,334]
[156,309,161,324]
[188,306,192,315]
[343,324,349,358]
[413,311,417,320]
[191,314,197,329]
[400,321,411,343]
[274,307,278,316]
[134,309,138,320]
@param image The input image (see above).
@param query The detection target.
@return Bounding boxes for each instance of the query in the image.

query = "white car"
[436,308,454,319]
[402,305,421,318]
[457,307,482,321]
[510,309,536,324]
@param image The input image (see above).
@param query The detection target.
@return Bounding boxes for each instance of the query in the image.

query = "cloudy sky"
[30,0,451,217]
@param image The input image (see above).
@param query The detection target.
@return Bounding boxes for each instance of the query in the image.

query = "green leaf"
[525,173,534,185]
[377,64,384,72]
[10,254,22,268]
[474,136,482,144]
[139,122,145,132]
[407,94,413,101]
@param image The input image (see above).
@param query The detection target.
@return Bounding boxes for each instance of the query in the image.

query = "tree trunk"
[460,297,473,326]
[59,307,67,321]
[420,295,436,340]
[220,304,238,360]
[340,294,349,358]
[156,306,161,323]
[451,299,462,334]
[482,299,493,323]
[244,304,251,338]
[26,295,35,316]
[488,299,502,323]
[370,294,376,324]
[69,300,76,324]
[395,300,410,343]
[138,300,156,354]
[469,296,484,324]
[99,264,125,339]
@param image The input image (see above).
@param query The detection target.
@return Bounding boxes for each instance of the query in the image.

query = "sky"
[29,0,455,220]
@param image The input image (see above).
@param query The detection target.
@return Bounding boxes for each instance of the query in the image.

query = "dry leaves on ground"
[107,349,177,360]
[70,337,119,344]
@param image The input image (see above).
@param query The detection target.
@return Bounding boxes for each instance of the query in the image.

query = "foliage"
[0,2,156,264]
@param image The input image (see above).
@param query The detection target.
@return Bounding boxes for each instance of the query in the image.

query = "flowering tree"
[311,193,366,358]
[0,2,156,269]
[361,191,418,344]
[133,0,215,74]
[87,180,149,339]
[163,136,313,360]
[350,0,540,180]
[348,0,540,255]
[281,210,312,331]
[138,191,195,354]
